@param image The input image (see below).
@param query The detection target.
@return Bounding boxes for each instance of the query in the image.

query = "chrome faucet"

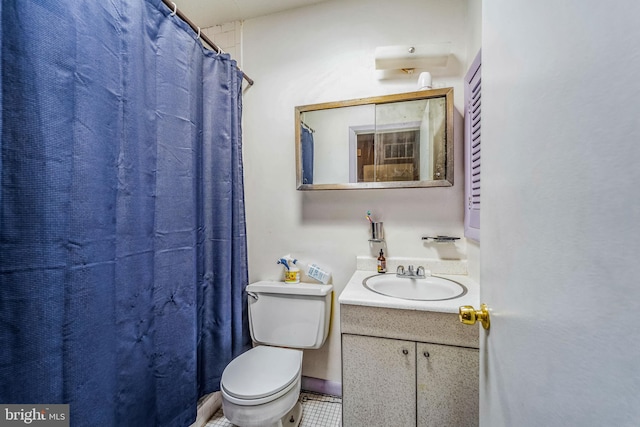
[396,265,427,279]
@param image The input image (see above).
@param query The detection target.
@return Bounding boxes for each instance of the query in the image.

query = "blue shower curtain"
[301,126,314,184]
[0,1,251,426]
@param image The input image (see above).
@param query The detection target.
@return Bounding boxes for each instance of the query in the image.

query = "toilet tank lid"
[247,281,333,296]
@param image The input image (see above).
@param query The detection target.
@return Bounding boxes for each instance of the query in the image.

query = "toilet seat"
[221,346,302,406]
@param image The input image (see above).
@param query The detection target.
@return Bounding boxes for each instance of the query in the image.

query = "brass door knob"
[459,303,490,330]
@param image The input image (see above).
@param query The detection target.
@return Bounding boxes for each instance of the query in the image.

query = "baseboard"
[301,376,342,397]
[189,391,222,427]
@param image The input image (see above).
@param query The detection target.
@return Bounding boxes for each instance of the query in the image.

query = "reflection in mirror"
[295,88,453,190]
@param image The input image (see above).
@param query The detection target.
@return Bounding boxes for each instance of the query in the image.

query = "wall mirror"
[295,88,453,190]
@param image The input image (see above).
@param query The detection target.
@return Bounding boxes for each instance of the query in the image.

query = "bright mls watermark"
[0,405,69,427]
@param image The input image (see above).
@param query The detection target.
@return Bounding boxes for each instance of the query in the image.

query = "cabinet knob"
[402,349,409,355]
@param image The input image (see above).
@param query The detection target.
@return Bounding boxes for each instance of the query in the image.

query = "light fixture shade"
[374,43,451,70]
[418,72,432,89]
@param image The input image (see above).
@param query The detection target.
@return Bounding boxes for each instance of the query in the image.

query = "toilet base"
[221,375,302,427]
[227,400,302,427]
[279,401,302,427]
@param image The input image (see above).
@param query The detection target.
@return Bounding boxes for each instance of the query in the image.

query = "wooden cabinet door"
[416,342,479,427]
[342,334,416,427]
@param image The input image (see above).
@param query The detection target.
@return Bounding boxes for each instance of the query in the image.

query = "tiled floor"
[205,391,342,427]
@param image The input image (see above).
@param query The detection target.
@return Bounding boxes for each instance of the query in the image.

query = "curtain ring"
[196,27,201,40]
[217,45,223,55]
[170,2,177,16]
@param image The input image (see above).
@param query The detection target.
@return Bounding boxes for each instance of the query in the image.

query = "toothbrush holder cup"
[370,222,384,241]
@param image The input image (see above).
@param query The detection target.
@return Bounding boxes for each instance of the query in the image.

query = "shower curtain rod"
[161,0,254,86]
[301,121,315,133]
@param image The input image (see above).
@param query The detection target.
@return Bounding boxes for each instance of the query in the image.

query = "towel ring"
[170,2,177,16]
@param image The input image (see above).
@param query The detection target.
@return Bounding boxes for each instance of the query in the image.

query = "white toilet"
[220,280,333,427]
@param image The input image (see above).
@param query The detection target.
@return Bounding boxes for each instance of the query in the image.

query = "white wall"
[465,0,482,72]
[241,0,471,385]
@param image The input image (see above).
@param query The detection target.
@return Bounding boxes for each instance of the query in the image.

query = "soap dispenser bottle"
[377,249,386,273]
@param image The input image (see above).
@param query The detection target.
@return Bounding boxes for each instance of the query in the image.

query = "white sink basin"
[362,274,467,301]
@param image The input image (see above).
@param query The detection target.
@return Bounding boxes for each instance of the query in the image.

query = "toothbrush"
[366,210,373,223]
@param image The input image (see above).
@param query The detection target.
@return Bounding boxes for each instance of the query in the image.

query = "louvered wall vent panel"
[464,51,481,241]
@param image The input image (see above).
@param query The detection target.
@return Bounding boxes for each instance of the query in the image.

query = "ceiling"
[172,0,329,28]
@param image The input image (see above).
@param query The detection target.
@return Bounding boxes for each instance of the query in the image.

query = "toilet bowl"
[219,281,333,427]
[221,346,303,427]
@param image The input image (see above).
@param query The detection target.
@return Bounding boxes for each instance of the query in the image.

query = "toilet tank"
[246,281,333,349]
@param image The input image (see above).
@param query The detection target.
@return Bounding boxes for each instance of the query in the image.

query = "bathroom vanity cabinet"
[341,304,479,427]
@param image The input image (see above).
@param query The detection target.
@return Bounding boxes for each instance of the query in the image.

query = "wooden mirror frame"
[295,87,454,190]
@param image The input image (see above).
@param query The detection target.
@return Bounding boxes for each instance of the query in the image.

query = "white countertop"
[338,270,480,314]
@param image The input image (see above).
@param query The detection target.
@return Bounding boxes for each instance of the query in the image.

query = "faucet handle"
[396,265,405,275]
[416,266,425,277]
